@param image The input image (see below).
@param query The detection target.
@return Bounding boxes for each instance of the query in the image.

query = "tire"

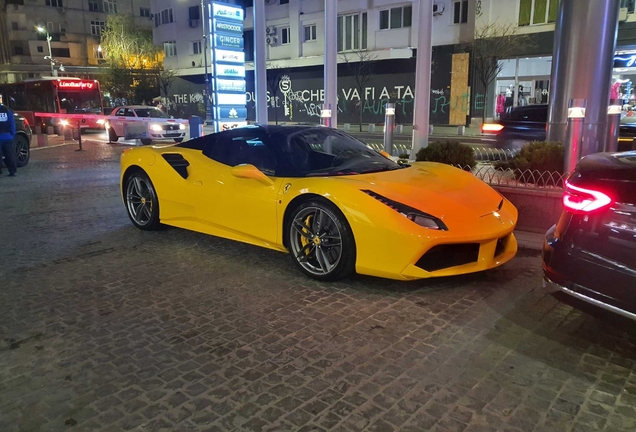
[123,169,162,231]
[141,138,152,145]
[173,138,184,143]
[287,199,356,281]
[14,134,30,168]
[108,127,119,143]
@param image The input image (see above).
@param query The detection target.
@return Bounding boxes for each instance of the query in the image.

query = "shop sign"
[215,49,245,64]
[212,3,244,21]
[214,20,243,34]
[216,93,247,106]
[58,80,96,90]
[215,79,246,93]
[215,64,245,78]
[217,106,247,119]
[215,34,244,50]
[614,55,636,68]
[218,121,248,131]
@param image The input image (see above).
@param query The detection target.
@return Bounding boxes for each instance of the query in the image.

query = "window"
[281,27,291,45]
[453,1,469,24]
[280,0,289,4]
[160,8,174,25]
[14,46,24,55]
[45,0,63,7]
[140,7,150,18]
[37,46,44,53]
[88,0,101,12]
[164,41,177,57]
[47,22,54,32]
[207,131,277,175]
[189,6,200,20]
[51,47,70,57]
[155,14,159,27]
[519,0,559,26]
[244,30,254,61]
[93,46,104,59]
[192,40,202,55]
[11,21,18,30]
[59,24,66,34]
[103,0,117,14]
[91,21,105,36]
[380,6,412,30]
[303,24,316,42]
[337,12,367,52]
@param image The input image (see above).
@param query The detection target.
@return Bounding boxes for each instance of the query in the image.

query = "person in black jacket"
[0,103,17,177]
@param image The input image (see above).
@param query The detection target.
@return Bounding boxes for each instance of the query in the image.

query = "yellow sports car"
[120,125,518,281]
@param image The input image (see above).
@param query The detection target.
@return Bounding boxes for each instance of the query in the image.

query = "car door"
[190,129,284,246]
[112,107,127,135]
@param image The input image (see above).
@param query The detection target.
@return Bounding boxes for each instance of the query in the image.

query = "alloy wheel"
[289,206,343,276]
[126,176,155,226]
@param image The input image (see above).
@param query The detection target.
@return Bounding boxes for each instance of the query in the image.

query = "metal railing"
[465,164,568,189]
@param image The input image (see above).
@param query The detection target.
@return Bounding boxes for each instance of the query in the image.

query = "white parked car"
[105,106,186,145]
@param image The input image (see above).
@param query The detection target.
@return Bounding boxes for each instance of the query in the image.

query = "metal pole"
[46,32,56,77]
[254,0,268,125]
[320,104,331,127]
[513,57,520,108]
[383,103,395,155]
[411,0,434,158]
[605,99,622,152]
[564,99,586,173]
[202,0,213,126]
[324,0,337,129]
[547,0,620,154]
[76,119,83,151]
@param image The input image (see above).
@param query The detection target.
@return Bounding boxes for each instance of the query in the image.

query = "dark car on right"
[483,104,636,152]
[543,151,636,320]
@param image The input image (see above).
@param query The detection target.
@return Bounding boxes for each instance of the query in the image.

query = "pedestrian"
[0,102,17,177]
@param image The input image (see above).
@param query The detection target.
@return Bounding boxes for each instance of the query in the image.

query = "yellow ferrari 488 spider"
[120,125,518,281]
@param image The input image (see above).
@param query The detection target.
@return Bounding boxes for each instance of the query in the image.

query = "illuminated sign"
[219,121,248,131]
[218,106,247,119]
[215,34,244,49]
[215,79,246,93]
[214,20,243,34]
[213,3,244,21]
[614,55,636,68]
[215,64,245,78]
[211,2,246,132]
[215,49,245,64]
[58,80,96,90]
[216,93,247,106]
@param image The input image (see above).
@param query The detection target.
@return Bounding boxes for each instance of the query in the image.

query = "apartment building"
[477,0,636,120]
[0,0,153,83]
[152,0,477,125]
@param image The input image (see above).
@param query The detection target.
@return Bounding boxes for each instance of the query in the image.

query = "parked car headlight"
[406,213,445,230]
[150,124,163,131]
[179,124,185,130]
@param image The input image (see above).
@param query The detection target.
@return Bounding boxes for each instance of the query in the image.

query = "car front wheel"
[108,127,118,142]
[14,134,30,167]
[124,170,162,230]
[287,200,356,281]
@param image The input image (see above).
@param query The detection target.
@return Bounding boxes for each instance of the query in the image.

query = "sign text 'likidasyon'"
[210,2,246,132]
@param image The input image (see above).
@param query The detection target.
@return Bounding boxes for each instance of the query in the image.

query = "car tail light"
[23,117,29,127]
[482,123,504,133]
[563,180,612,214]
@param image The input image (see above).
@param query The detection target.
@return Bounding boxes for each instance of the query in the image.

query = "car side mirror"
[231,164,274,186]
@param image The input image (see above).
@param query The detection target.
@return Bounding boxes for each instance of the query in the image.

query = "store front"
[492,48,636,119]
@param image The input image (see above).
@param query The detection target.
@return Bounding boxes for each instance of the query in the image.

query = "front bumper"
[150,132,186,139]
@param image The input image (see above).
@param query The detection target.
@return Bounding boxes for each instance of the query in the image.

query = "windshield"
[272,128,403,177]
[58,91,102,115]
[134,108,169,118]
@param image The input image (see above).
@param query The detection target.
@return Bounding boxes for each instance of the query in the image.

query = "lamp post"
[37,26,56,77]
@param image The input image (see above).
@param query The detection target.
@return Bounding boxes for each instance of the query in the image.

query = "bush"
[415,141,476,170]
[496,141,564,173]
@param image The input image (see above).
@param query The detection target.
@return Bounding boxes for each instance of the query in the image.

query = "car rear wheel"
[14,134,30,168]
[140,138,152,145]
[287,200,356,281]
[108,127,118,142]
[124,170,162,231]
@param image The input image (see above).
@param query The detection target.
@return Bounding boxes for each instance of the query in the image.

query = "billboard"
[210,2,246,132]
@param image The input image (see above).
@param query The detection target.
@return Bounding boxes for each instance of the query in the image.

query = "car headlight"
[179,123,185,130]
[150,124,163,132]
[59,119,69,126]
[96,119,105,125]
[406,213,444,230]
[362,189,448,231]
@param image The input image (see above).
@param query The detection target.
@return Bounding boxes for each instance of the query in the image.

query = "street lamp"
[36,26,56,77]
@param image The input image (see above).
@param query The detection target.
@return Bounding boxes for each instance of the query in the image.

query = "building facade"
[476,0,636,121]
[0,0,153,83]
[152,0,477,125]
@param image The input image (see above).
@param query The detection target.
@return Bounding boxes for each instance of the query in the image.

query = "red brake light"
[23,117,29,126]
[563,180,612,214]
[482,123,504,133]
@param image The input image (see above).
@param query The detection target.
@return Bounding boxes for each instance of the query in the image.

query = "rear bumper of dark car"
[542,224,636,321]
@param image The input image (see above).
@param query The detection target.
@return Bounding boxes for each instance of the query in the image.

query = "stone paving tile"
[1,141,636,432]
